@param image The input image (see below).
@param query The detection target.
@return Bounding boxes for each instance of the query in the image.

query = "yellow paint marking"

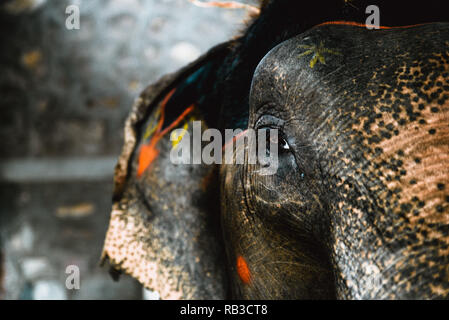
[298,41,341,68]
[143,108,161,141]
[171,122,189,149]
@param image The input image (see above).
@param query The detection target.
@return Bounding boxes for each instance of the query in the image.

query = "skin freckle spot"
[437,183,446,191]
[236,255,251,284]
[429,129,437,135]
[431,107,440,113]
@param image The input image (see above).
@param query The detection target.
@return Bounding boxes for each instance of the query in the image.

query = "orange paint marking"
[236,255,251,284]
[137,139,160,178]
[316,20,428,30]
[155,88,177,135]
[222,129,249,152]
[137,88,195,177]
[159,105,195,139]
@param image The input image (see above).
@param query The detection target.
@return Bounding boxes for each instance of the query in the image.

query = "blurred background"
[0,0,255,299]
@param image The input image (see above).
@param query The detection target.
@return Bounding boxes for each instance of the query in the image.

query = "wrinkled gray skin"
[221,23,449,299]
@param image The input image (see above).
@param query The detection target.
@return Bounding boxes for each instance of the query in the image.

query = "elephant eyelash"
[254,112,285,129]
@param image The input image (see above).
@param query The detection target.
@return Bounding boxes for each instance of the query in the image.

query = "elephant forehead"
[251,22,449,118]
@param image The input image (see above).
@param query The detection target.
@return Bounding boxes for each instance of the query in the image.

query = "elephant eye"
[259,127,291,155]
[271,130,290,153]
[279,136,290,151]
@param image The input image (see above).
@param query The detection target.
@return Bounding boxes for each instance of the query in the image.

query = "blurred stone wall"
[0,0,255,299]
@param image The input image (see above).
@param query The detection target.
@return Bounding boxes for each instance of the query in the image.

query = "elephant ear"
[101,42,232,299]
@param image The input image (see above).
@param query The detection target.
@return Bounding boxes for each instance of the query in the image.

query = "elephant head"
[101,1,449,299]
[222,22,449,299]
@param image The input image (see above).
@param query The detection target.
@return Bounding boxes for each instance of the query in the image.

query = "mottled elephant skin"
[102,1,449,299]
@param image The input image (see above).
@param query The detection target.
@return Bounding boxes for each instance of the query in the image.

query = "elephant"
[101,0,449,299]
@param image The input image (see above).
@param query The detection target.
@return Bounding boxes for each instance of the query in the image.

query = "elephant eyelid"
[254,113,285,129]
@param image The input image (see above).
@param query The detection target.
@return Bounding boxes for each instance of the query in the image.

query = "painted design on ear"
[298,41,341,69]
[236,255,251,285]
[170,116,196,150]
[137,88,195,177]
[142,108,161,141]
[171,122,189,149]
